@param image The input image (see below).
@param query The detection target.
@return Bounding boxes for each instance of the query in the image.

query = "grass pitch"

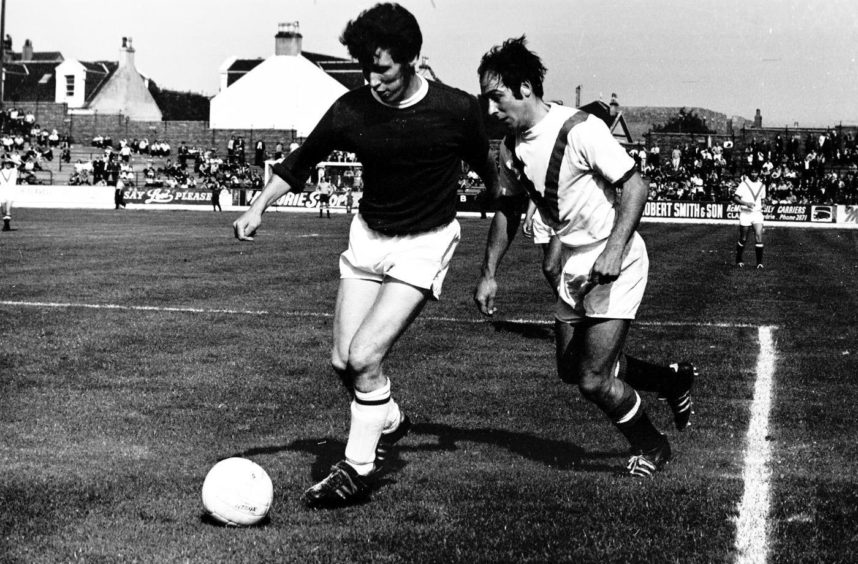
[1,209,856,563]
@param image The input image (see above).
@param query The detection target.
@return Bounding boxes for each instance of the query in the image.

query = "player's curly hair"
[478,35,547,99]
[340,3,422,67]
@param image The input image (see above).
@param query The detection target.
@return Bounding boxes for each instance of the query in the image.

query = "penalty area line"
[734,325,777,564]
[0,300,769,329]
[0,300,270,316]
[0,300,766,328]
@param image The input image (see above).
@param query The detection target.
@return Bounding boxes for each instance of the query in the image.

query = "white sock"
[382,400,402,434]
[344,379,391,476]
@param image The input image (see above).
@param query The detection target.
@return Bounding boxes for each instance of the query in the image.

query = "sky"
[9,0,858,127]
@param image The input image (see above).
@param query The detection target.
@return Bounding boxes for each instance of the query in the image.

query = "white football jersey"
[499,104,636,247]
[734,177,766,212]
[0,167,18,201]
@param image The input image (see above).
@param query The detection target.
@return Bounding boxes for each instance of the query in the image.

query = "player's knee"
[330,360,354,394]
[577,368,613,403]
[344,343,383,380]
[542,263,561,285]
[330,354,348,376]
[331,347,349,375]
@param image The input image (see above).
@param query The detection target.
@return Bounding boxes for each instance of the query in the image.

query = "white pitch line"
[0,300,768,329]
[734,326,777,564]
[0,300,270,316]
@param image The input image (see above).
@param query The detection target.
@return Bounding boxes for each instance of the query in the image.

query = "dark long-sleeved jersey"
[271,80,493,234]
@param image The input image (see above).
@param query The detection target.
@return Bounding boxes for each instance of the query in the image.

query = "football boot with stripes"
[660,362,697,431]
[626,437,671,478]
[374,413,412,470]
[302,460,371,508]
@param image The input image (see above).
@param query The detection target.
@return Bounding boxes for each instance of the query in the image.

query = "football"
[201,457,274,526]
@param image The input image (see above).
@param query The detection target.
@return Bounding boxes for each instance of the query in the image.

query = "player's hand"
[522,218,534,239]
[474,275,498,316]
[590,248,623,285]
[233,211,261,241]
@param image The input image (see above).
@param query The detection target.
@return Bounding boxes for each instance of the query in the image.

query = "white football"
[201,457,274,526]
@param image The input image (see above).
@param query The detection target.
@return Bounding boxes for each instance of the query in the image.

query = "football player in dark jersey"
[233,2,497,507]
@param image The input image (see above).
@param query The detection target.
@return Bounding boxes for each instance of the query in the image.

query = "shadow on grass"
[410,422,620,472]
[489,320,554,341]
[199,512,272,528]
[237,421,621,477]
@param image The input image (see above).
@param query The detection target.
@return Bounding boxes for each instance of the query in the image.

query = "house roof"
[10,51,64,63]
[226,50,366,91]
[226,51,364,90]
[303,51,364,90]
[579,100,634,145]
[3,61,59,102]
[80,61,118,103]
[225,49,442,93]
[2,58,118,105]
[210,54,348,135]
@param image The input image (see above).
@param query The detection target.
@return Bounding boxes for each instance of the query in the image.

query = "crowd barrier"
[14,185,234,211]
[13,185,858,228]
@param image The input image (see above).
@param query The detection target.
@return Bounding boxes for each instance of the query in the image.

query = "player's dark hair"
[340,3,422,67]
[478,35,546,99]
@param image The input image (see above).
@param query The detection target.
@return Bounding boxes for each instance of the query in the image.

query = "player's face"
[365,48,415,105]
[480,73,530,131]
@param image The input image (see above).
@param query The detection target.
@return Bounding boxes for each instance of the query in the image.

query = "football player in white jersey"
[732,168,766,268]
[476,36,695,477]
[0,155,19,231]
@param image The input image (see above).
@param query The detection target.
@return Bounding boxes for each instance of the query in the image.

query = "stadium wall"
[12,186,858,227]
[9,101,69,128]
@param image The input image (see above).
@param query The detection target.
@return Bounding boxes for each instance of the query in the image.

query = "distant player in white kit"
[732,168,766,269]
[0,155,19,232]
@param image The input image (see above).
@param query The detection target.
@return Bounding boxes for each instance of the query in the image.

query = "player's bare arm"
[474,195,525,315]
[591,170,648,284]
[471,153,500,203]
[732,193,754,209]
[232,175,295,241]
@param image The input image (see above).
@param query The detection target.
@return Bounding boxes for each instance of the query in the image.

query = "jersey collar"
[371,75,429,109]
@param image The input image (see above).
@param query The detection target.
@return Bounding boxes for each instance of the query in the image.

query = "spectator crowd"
[0,106,72,184]
[4,104,858,206]
[636,130,858,205]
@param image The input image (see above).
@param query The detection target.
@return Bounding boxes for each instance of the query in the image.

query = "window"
[65,75,74,97]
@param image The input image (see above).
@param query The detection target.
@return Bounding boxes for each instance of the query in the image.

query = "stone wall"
[8,101,298,154]
[9,101,69,128]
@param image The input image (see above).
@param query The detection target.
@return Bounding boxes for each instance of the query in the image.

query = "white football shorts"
[739,210,764,227]
[531,210,555,245]
[555,232,649,324]
[339,214,461,300]
[0,185,16,203]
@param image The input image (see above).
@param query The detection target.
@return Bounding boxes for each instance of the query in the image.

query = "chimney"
[22,39,33,61]
[754,108,762,128]
[575,85,581,108]
[119,36,135,67]
[275,22,302,56]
